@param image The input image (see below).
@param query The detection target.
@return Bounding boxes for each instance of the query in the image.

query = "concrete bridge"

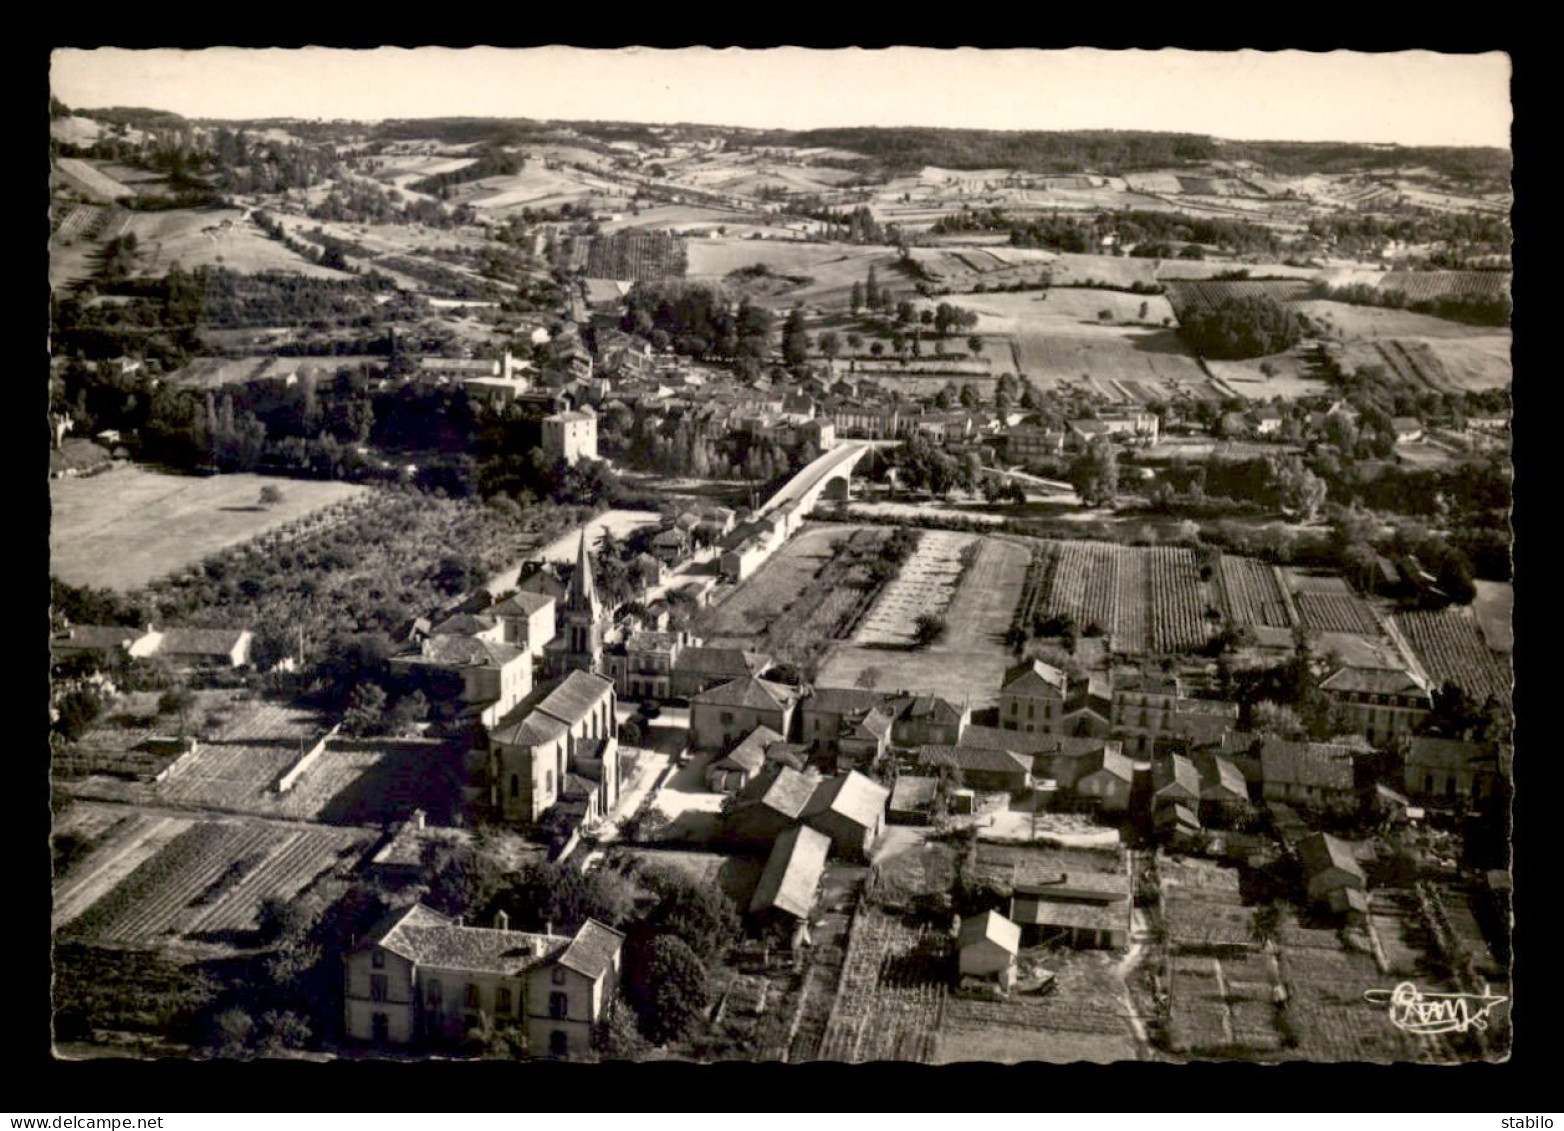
[755,439,884,519]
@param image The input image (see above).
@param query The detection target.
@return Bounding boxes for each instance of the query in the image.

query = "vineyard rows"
[1164,278,1312,319]
[585,230,688,281]
[817,908,948,1064]
[1379,272,1511,303]
[1295,591,1382,636]
[61,821,363,944]
[1392,607,1512,703]
[1114,544,1148,655]
[1036,541,1212,654]
[1218,554,1297,628]
[62,822,280,943]
[1147,546,1209,652]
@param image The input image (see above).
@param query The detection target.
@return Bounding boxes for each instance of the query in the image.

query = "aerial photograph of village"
[45,47,1513,1067]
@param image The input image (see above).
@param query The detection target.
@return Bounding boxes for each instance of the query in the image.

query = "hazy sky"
[51,47,1512,148]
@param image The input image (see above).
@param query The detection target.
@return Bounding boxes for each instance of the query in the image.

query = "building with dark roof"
[1404,736,1509,805]
[722,765,821,845]
[1009,873,1131,950]
[343,903,623,1057]
[707,725,786,793]
[1296,832,1367,907]
[670,646,774,700]
[916,745,1032,795]
[1257,739,1358,805]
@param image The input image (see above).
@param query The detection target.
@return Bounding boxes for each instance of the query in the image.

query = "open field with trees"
[49,467,370,592]
[686,239,907,309]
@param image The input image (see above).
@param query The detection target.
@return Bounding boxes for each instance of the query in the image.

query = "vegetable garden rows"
[817,907,949,1063]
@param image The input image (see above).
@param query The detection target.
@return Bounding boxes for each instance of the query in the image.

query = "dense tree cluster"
[1177,294,1303,359]
[621,281,771,360]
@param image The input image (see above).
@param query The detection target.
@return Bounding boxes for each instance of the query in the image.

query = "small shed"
[957,910,1022,986]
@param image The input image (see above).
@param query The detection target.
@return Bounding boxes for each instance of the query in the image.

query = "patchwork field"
[1332,335,1512,394]
[57,818,372,946]
[49,466,371,591]
[853,530,974,646]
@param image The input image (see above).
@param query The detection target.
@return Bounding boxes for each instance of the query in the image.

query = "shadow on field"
[316,739,464,826]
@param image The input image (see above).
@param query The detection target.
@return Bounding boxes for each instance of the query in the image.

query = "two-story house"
[343,903,623,1058]
[689,676,800,751]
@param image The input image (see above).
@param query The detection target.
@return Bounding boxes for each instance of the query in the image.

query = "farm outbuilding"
[1009,875,1132,951]
[1296,832,1367,907]
[888,775,939,825]
[749,824,831,927]
[957,910,1022,987]
[803,770,891,862]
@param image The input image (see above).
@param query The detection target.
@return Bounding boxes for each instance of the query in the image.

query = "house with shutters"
[342,903,623,1058]
[1256,738,1358,805]
[1319,666,1432,746]
[689,676,800,751]
[488,591,557,658]
[670,646,774,700]
[998,660,1069,735]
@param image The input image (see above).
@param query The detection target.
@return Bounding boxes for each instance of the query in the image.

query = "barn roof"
[1259,739,1356,791]
[806,771,890,830]
[1297,832,1366,883]
[1152,754,1201,798]
[695,676,797,712]
[958,724,1061,757]
[1321,666,1430,697]
[916,745,1031,776]
[1077,744,1135,782]
[156,627,250,656]
[749,825,830,919]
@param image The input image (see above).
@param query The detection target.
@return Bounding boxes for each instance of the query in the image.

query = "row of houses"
[51,624,255,670]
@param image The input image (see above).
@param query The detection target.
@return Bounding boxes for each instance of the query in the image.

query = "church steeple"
[570,530,596,611]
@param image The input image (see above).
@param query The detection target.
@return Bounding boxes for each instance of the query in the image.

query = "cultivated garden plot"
[58,819,371,946]
[155,699,333,810]
[853,530,974,646]
[1218,554,1297,629]
[1038,540,1212,654]
[53,811,197,931]
[816,906,949,1063]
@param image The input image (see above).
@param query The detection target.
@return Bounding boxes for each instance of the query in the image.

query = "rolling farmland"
[1377,271,1511,303]
[1392,607,1513,703]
